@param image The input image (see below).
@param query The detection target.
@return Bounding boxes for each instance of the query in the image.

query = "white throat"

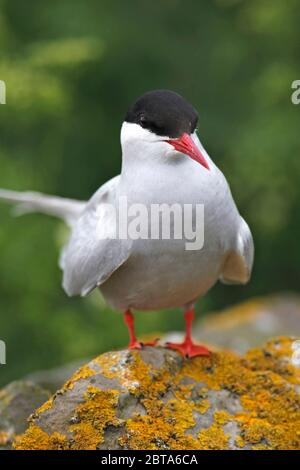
[120,121,213,172]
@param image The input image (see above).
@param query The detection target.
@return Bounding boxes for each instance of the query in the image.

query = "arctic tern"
[0,90,254,357]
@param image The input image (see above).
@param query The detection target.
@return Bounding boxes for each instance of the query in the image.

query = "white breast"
[100,153,242,311]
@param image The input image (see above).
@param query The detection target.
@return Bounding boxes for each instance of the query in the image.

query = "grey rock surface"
[0,381,50,449]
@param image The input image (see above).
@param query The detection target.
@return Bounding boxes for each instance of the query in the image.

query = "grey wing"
[61,175,132,297]
[220,217,254,285]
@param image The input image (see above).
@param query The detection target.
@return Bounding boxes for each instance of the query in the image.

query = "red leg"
[124,310,142,350]
[124,310,158,350]
[166,307,210,358]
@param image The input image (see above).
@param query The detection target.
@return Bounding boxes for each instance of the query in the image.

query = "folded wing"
[61,176,132,297]
[220,217,254,285]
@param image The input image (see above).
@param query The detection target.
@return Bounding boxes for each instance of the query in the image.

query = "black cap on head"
[125,90,198,138]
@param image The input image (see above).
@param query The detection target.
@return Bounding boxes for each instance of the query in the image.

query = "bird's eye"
[139,115,148,128]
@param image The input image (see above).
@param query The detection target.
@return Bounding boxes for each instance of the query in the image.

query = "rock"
[0,381,51,450]
[13,337,300,450]
[193,295,300,353]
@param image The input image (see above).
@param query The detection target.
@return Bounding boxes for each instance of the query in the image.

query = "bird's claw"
[166,340,211,358]
[128,340,143,350]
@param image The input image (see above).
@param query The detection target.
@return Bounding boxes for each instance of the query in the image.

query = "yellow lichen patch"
[69,386,121,450]
[231,339,300,450]
[94,350,166,395]
[197,410,232,450]
[14,425,67,450]
[198,424,229,450]
[180,351,251,394]
[237,415,300,450]
[93,351,137,391]
[128,353,172,399]
[111,352,200,449]
[120,391,199,450]
[244,336,300,385]
[70,422,106,451]
[236,416,300,450]
[36,396,54,415]
[64,364,96,390]
[240,380,299,425]
[214,410,232,425]
[235,435,246,448]
[195,399,210,415]
[252,444,270,450]
[121,413,199,450]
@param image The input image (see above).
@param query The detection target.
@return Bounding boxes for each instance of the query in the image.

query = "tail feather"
[0,189,86,226]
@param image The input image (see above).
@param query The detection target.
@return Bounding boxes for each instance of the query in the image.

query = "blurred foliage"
[0,0,300,386]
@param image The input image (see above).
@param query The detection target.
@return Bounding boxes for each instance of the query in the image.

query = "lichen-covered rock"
[14,337,300,450]
[0,381,51,450]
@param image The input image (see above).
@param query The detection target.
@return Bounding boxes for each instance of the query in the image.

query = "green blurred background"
[0,0,299,386]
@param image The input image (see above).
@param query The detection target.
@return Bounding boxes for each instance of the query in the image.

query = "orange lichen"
[195,399,211,415]
[244,336,300,385]
[36,397,54,414]
[13,385,121,451]
[69,386,121,450]
[100,352,201,449]
[197,410,232,450]
[64,364,96,390]
[14,425,67,450]
[235,435,246,448]
[119,393,200,450]
[14,337,300,450]
[198,423,229,450]
[69,422,101,450]
[180,350,253,395]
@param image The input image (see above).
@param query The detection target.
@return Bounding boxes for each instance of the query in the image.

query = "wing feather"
[0,189,85,226]
[61,176,132,296]
[220,217,254,285]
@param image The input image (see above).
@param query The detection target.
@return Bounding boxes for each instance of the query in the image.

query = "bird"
[0,89,254,358]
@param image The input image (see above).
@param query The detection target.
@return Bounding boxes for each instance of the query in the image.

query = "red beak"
[167,133,210,170]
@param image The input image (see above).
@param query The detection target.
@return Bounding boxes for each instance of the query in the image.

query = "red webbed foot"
[166,338,210,358]
[124,310,159,351]
[166,306,211,358]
